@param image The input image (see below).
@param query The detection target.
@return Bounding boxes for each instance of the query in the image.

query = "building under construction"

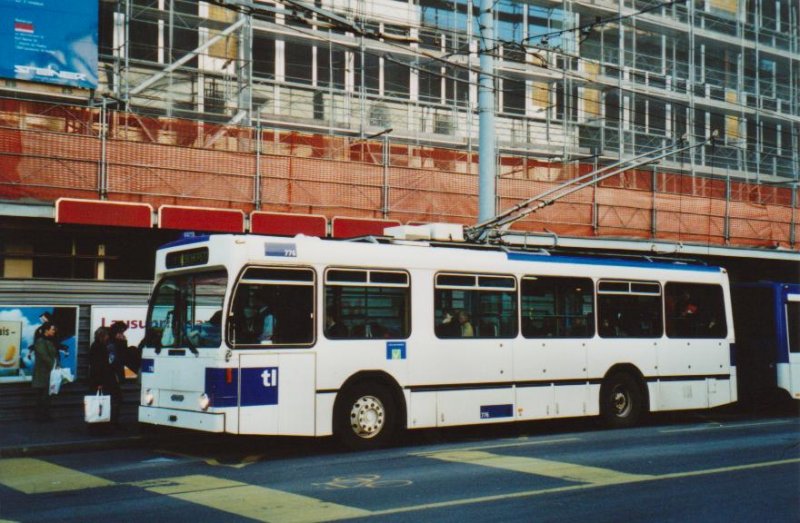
[0,1,798,287]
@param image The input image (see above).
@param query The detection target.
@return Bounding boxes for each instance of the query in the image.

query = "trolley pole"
[477,0,496,222]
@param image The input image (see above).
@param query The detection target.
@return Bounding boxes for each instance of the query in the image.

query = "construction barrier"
[0,98,796,249]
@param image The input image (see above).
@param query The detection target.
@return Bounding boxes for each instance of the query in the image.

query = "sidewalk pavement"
[0,399,149,458]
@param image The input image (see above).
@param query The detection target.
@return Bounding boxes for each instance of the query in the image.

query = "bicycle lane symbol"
[312,474,412,490]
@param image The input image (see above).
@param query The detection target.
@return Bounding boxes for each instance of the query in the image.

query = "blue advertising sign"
[0,306,79,383]
[0,0,98,89]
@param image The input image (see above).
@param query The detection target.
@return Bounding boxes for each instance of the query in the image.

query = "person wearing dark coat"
[88,326,116,432]
[31,322,59,422]
[88,326,113,391]
[105,321,129,425]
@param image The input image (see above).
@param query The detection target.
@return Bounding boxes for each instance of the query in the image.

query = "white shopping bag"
[59,367,75,384]
[84,391,111,423]
[48,364,62,396]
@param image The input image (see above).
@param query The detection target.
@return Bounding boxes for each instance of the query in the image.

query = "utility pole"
[477,0,496,222]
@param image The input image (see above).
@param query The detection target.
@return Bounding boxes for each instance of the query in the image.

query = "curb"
[0,434,147,458]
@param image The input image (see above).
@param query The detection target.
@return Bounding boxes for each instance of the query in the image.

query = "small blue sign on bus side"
[386,341,406,360]
[240,367,279,406]
[480,404,513,419]
[265,243,297,257]
[141,359,155,373]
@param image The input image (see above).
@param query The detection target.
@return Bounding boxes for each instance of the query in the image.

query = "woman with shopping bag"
[88,326,118,430]
[31,322,59,422]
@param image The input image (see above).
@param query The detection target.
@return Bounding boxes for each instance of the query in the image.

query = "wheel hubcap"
[612,385,632,417]
[350,395,385,439]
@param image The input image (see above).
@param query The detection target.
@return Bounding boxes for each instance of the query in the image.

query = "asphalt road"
[1,411,798,522]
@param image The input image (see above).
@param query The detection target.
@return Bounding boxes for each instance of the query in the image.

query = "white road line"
[660,419,796,433]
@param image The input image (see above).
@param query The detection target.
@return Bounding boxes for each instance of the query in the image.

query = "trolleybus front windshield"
[147,270,227,349]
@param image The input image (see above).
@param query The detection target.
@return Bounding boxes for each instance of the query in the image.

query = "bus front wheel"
[334,382,397,450]
[600,372,644,428]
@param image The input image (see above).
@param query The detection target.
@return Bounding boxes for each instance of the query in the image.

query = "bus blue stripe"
[160,235,211,249]
[506,252,721,272]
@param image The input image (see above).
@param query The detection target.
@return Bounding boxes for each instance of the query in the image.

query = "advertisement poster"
[91,306,148,379]
[0,0,98,89]
[0,306,79,383]
[90,306,148,348]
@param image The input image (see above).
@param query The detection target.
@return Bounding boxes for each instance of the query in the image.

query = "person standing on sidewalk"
[31,322,59,422]
[88,326,115,433]
[106,321,129,426]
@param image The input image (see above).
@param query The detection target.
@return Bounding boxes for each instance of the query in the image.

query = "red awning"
[158,205,244,233]
[331,217,401,238]
[55,198,153,228]
[250,211,327,237]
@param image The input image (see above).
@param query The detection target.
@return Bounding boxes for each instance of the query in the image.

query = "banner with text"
[0,0,98,89]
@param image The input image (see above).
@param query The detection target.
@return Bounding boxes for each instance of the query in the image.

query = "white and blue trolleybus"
[138,226,737,448]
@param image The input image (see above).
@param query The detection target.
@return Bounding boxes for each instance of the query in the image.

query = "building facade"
[0,0,798,283]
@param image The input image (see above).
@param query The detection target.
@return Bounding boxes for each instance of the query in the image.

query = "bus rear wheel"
[600,372,644,428]
[335,382,397,450]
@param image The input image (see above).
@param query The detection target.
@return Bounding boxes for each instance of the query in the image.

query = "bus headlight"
[143,389,155,406]
[199,393,210,411]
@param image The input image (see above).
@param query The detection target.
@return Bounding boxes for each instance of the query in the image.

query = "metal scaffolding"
[92,0,797,189]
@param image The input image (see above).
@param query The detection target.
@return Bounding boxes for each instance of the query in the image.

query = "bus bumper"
[139,405,226,432]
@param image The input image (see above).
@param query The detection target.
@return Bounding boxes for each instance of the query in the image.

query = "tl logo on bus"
[261,368,278,387]
[240,367,279,406]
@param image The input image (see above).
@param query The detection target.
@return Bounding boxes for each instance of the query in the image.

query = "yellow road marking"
[411,437,580,456]
[157,449,266,468]
[133,475,370,523]
[0,458,114,494]
[424,450,653,484]
[371,457,800,518]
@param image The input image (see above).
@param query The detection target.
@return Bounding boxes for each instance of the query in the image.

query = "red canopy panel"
[250,211,327,237]
[331,217,401,238]
[159,205,244,233]
[55,198,153,228]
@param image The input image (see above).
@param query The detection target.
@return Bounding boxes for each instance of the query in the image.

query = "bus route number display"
[166,247,209,269]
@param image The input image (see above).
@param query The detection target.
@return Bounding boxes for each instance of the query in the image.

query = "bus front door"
[237,353,315,435]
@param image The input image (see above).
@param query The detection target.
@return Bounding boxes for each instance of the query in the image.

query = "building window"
[503,78,526,115]
[285,41,313,85]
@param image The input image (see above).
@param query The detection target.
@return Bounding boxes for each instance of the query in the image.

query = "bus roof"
[156,234,726,276]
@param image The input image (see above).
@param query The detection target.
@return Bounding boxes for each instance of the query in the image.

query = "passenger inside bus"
[259,303,275,343]
[325,313,349,338]
[457,310,474,337]
[188,310,222,347]
[436,309,461,338]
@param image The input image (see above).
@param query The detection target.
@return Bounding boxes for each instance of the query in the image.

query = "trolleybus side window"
[324,269,410,339]
[665,283,727,339]
[434,273,517,339]
[148,270,227,349]
[521,277,594,338]
[597,280,663,338]
[230,267,315,346]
